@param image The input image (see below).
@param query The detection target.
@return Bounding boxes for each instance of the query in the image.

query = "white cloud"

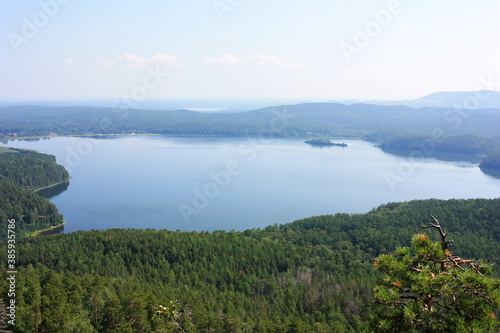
[64,58,76,65]
[93,59,116,67]
[205,54,246,67]
[147,54,184,68]
[248,54,307,71]
[118,53,183,69]
[94,53,183,69]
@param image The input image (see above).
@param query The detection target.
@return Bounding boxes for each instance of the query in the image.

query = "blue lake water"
[4,136,499,232]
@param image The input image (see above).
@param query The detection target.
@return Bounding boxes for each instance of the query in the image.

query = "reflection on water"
[480,167,500,179]
[37,181,70,199]
[79,135,125,140]
[380,148,484,165]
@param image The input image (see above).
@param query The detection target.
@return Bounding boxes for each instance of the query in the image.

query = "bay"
[4,136,499,232]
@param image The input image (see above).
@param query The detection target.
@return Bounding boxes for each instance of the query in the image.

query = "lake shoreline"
[2,133,364,142]
[29,221,66,237]
[4,135,499,233]
[33,179,70,193]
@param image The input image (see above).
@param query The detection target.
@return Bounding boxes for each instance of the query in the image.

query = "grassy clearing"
[0,147,17,154]
[29,222,65,237]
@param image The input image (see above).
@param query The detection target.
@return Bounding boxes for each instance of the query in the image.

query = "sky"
[1,0,499,102]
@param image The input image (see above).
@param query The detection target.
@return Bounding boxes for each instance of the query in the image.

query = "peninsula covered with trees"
[379,135,500,175]
[378,134,500,156]
[0,148,69,190]
[480,151,500,170]
[0,148,67,236]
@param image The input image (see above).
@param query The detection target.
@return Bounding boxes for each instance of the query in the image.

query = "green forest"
[378,135,500,172]
[0,148,69,190]
[1,198,499,332]
[379,134,500,156]
[1,103,499,140]
[480,150,500,170]
[0,148,68,236]
[0,182,64,236]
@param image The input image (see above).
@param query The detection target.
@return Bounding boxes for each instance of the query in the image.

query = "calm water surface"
[4,136,499,232]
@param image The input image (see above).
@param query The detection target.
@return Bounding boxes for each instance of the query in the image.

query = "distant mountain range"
[348,90,500,109]
[1,91,499,111]
[2,101,499,141]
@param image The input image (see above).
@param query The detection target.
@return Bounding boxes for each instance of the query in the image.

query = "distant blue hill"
[0,98,309,113]
[353,90,500,109]
[1,91,499,111]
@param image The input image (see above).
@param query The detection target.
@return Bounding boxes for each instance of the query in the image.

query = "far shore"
[2,133,358,141]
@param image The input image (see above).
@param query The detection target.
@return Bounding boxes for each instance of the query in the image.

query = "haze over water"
[4,136,499,232]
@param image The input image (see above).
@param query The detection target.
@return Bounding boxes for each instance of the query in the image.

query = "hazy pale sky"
[1,0,499,100]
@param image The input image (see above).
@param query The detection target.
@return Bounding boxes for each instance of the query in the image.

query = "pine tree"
[370,216,500,332]
[153,301,188,332]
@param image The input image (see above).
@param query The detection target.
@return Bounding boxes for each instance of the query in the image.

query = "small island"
[305,138,348,147]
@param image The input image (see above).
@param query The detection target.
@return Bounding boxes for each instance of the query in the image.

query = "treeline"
[379,134,500,155]
[0,148,67,236]
[1,198,499,332]
[0,148,69,190]
[1,103,499,141]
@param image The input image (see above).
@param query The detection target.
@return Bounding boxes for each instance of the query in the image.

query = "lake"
[4,136,499,232]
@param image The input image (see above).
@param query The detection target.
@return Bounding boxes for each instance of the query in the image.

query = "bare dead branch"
[422,215,454,251]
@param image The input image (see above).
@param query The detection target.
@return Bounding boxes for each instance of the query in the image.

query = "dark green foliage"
[0,148,69,190]
[371,220,500,332]
[0,198,499,331]
[480,150,500,170]
[0,182,64,237]
[0,149,67,237]
[380,134,500,156]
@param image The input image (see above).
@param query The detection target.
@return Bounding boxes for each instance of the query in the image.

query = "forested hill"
[379,135,500,174]
[1,103,499,140]
[0,148,69,190]
[0,148,68,236]
[1,198,498,331]
[0,182,64,236]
